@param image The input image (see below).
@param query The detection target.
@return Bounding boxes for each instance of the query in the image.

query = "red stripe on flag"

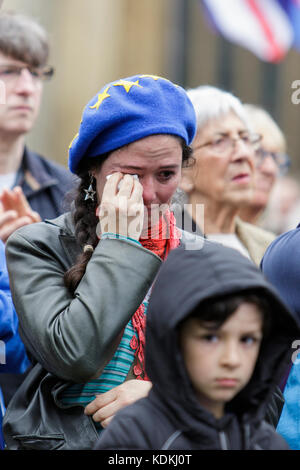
[246,0,285,62]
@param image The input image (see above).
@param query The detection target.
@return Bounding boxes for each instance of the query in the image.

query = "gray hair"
[186,85,251,132]
[0,11,49,67]
[243,103,286,153]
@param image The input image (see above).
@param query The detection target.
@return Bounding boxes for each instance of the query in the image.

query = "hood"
[146,240,299,434]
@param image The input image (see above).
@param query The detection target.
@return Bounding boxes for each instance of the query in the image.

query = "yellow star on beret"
[140,74,172,81]
[113,79,142,93]
[90,86,110,111]
[139,74,179,87]
[69,132,79,150]
[140,74,160,80]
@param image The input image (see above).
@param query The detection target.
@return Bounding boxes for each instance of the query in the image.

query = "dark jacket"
[0,239,30,450]
[261,224,300,449]
[16,147,77,219]
[3,212,202,450]
[95,241,299,450]
[0,240,29,375]
[0,148,77,406]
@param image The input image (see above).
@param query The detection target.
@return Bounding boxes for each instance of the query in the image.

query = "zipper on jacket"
[243,424,250,450]
[219,431,229,450]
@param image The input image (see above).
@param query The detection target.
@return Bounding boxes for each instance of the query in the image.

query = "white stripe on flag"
[202,0,293,61]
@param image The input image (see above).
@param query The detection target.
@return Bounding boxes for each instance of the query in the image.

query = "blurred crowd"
[1,9,300,453]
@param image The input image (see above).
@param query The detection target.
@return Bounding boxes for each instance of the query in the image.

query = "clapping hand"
[0,186,41,242]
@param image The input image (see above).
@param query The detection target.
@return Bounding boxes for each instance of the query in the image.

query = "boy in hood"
[95,241,299,450]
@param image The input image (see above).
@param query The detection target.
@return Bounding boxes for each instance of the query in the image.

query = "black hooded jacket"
[95,240,299,450]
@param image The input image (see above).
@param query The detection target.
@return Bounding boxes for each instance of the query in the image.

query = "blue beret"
[68,74,197,174]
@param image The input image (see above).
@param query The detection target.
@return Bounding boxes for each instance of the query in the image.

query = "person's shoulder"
[6,213,74,249]
[253,421,290,450]
[95,396,176,450]
[95,398,152,450]
[236,217,276,245]
[262,225,300,268]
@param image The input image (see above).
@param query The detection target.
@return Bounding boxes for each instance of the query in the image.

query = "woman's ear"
[179,171,194,194]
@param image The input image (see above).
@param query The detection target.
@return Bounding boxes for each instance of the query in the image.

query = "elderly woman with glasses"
[239,104,290,226]
[178,85,276,266]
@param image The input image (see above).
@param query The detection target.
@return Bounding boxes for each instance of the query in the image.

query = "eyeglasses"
[0,64,55,84]
[196,132,262,154]
[255,148,291,174]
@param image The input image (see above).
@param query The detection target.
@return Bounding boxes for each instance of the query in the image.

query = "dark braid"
[64,171,100,294]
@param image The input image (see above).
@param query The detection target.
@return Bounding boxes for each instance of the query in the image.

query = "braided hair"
[64,158,103,293]
[64,140,194,294]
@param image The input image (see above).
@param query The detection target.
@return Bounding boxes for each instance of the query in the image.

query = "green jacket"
[5,212,167,382]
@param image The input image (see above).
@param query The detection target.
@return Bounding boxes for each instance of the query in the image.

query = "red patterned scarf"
[130,209,181,380]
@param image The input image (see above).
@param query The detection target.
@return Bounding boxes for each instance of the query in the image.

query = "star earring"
[84,175,96,202]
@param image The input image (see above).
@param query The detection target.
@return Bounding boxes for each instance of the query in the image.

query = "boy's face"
[179,303,263,419]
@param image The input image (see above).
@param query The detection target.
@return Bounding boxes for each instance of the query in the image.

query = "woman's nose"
[141,177,157,206]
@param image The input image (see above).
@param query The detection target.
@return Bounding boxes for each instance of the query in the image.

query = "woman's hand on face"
[84,379,152,428]
[98,172,144,241]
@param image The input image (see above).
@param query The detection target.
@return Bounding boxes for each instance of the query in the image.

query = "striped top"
[59,319,138,431]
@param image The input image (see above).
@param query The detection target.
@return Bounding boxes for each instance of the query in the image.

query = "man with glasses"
[239,104,290,226]
[0,10,75,243]
[0,11,75,409]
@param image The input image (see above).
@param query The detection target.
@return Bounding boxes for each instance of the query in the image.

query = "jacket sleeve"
[264,385,285,428]
[0,239,29,374]
[0,288,30,374]
[252,421,290,450]
[267,433,290,450]
[5,228,161,383]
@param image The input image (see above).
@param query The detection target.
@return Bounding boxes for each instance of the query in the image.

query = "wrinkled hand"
[0,186,41,242]
[84,379,152,428]
[98,173,144,241]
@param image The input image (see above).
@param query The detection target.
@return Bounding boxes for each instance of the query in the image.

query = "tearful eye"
[158,171,175,181]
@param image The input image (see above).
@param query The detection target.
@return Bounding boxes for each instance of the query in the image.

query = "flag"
[278,0,300,50]
[201,0,294,62]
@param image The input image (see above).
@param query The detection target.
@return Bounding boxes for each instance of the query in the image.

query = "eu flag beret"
[68,74,196,174]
